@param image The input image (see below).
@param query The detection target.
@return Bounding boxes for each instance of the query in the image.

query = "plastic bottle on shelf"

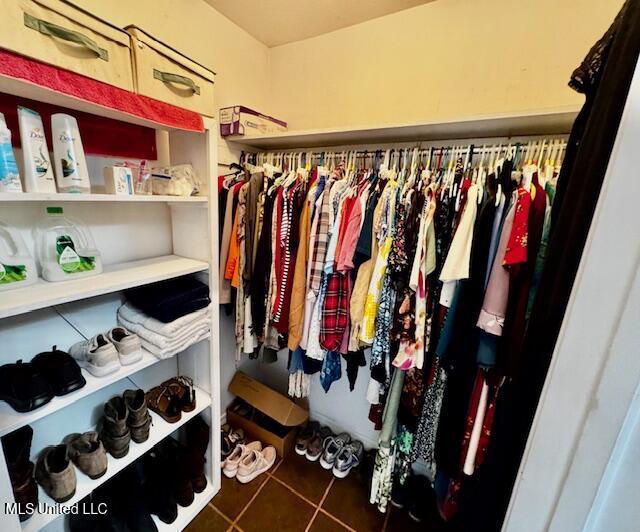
[0,220,37,291]
[18,106,57,193]
[51,113,90,193]
[0,112,23,193]
[35,206,103,282]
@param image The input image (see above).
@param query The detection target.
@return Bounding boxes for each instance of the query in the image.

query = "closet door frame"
[503,60,640,531]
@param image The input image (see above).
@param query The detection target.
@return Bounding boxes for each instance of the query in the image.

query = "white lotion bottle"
[51,113,91,193]
[0,112,23,193]
[18,106,57,193]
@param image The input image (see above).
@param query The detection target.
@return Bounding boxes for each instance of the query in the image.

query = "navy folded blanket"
[126,277,210,323]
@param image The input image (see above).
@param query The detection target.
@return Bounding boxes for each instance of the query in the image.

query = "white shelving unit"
[22,387,211,532]
[0,82,221,532]
[0,193,209,203]
[0,255,209,319]
[0,348,159,438]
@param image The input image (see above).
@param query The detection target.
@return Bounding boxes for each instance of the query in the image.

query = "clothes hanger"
[221,162,243,179]
[494,144,504,207]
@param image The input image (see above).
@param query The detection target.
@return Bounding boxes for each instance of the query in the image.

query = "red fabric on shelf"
[0,49,204,133]
[0,93,156,160]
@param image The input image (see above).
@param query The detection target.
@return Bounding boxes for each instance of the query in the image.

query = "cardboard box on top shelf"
[227,371,308,457]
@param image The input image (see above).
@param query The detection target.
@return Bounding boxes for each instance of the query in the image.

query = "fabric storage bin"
[0,0,134,91]
[125,26,216,117]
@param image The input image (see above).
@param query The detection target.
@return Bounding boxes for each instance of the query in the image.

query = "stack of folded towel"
[117,278,211,359]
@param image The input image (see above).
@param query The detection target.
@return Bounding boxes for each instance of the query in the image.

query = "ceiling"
[205,0,435,47]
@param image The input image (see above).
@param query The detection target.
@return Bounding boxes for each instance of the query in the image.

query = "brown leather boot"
[1,425,38,521]
[186,415,210,493]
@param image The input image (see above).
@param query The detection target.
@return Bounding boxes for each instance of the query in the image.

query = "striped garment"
[308,178,334,294]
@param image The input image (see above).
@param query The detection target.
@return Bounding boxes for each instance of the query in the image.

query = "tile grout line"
[269,473,320,508]
[230,472,272,527]
[304,477,335,532]
[210,457,284,529]
[268,465,357,532]
[317,507,358,532]
[270,458,284,475]
[207,501,234,525]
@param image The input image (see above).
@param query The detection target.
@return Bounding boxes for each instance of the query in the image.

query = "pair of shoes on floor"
[146,376,196,424]
[390,474,437,523]
[0,346,86,412]
[1,426,38,521]
[221,423,245,462]
[69,327,141,378]
[70,460,157,532]
[320,432,363,479]
[145,416,210,520]
[100,389,151,458]
[295,421,332,462]
[222,440,276,483]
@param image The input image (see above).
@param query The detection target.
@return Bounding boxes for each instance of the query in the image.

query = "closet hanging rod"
[257,142,567,158]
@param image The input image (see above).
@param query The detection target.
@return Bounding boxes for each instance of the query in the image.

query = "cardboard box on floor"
[227,372,308,457]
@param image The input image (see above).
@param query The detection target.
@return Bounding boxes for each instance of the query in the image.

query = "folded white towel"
[118,302,211,338]
[117,312,210,351]
[140,327,210,359]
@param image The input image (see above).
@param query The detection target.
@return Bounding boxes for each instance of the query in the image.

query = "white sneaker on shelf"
[69,334,120,377]
[105,327,142,366]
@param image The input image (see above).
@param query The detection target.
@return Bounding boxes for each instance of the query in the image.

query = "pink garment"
[218,189,235,305]
[476,197,516,336]
[336,194,363,272]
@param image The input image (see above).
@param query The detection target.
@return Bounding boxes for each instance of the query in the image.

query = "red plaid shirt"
[320,272,349,351]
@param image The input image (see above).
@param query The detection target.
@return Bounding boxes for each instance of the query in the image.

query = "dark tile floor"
[185,451,424,532]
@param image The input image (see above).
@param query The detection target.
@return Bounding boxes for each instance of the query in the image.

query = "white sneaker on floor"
[69,334,120,377]
[105,327,142,365]
[236,446,276,484]
[223,441,262,478]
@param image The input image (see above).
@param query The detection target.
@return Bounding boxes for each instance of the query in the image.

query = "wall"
[70,0,271,166]
[71,0,270,111]
[268,0,624,130]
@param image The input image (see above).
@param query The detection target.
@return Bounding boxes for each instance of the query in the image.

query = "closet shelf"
[0,255,209,319]
[0,337,210,437]
[152,481,215,531]
[0,59,203,132]
[22,386,211,532]
[0,193,208,203]
[227,107,579,149]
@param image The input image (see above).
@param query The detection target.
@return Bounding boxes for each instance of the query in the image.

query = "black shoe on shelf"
[0,360,53,412]
[69,482,128,532]
[31,346,86,396]
[118,461,158,532]
[69,494,100,532]
[144,446,178,524]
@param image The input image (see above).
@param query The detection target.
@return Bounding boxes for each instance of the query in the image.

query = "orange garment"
[225,206,241,288]
[287,192,312,350]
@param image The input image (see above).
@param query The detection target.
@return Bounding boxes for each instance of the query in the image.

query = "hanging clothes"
[218,133,570,517]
